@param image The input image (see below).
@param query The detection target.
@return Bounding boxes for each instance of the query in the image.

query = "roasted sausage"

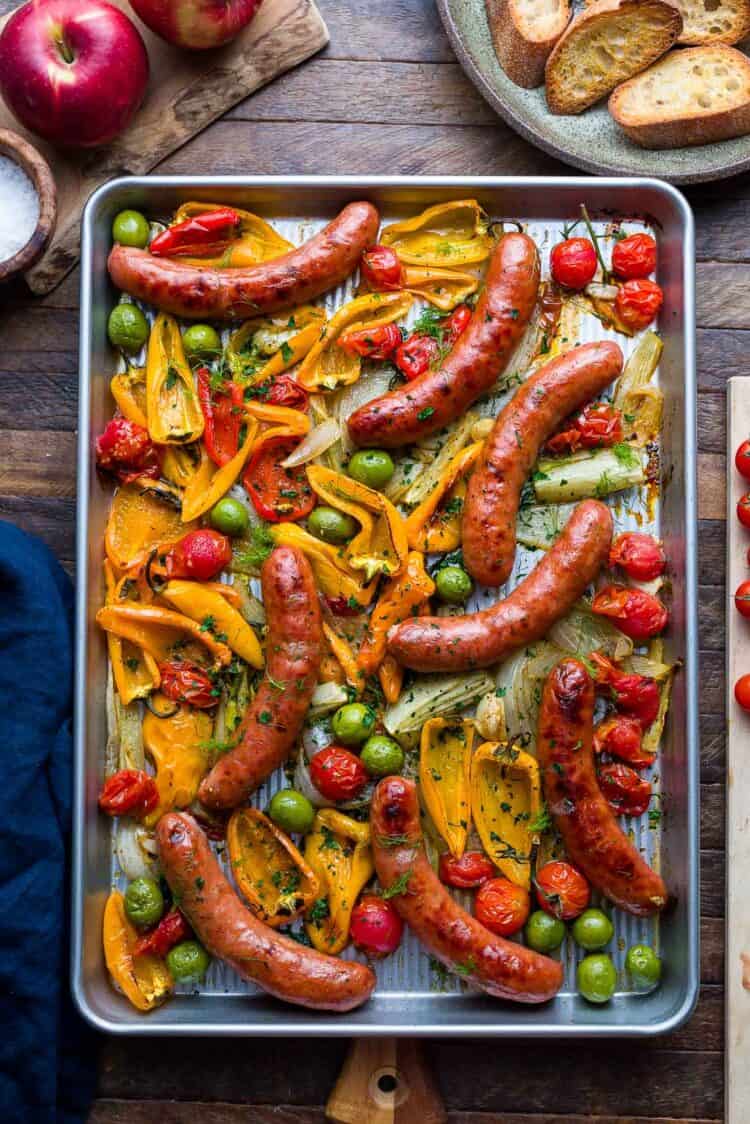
[157,813,376,1011]
[199,545,322,811]
[388,500,612,673]
[462,340,624,587]
[537,658,668,917]
[347,232,540,449]
[370,777,563,1003]
[107,201,380,320]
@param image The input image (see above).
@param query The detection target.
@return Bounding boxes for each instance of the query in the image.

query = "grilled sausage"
[107,201,380,320]
[463,341,624,587]
[388,500,612,673]
[537,659,668,917]
[371,777,563,1003]
[157,813,376,1011]
[199,546,322,811]
[347,232,540,449]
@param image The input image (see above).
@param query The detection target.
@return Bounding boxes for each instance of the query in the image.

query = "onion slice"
[585,282,619,301]
[280,419,340,467]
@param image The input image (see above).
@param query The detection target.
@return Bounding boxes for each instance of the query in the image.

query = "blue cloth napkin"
[0,522,96,1123]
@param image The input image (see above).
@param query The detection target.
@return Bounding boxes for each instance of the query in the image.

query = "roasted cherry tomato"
[611,233,657,280]
[266,374,309,410]
[309,745,369,802]
[158,659,218,709]
[134,909,192,958]
[592,584,668,641]
[593,716,654,769]
[736,580,750,619]
[474,877,530,937]
[615,279,663,331]
[545,403,623,455]
[197,367,244,467]
[609,532,666,582]
[338,323,402,360]
[324,595,363,617]
[443,303,472,344]
[98,769,159,819]
[243,436,316,522]
[597,761,652,817]
[350,895,404,957]
[736,440,750,481]
[150,207,240,258]
[735,674,750,710]
[164,529,233,582]
[738,493,750,529]
[535,861,590,921]
[550,237,597,290]
[589,652,661,728]
[95,417,162,484]
[439,850,495,889]
[394,333,440,381]
[360,244,405,291]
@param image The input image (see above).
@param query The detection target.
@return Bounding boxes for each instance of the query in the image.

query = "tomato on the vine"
[593,716,654,770]
[592,584,668,641]
[611,233,657,280]
[95,417,162,483]
[550,237,597,290]
[474,877,530,936]
[615,279,663,331]
[164,529,232,582]
[738,493,750,529]
[158,659,217,709]
[545,403,623,455]
[98,769,159,819]
[736,440,750,481]
[735,674,750,711]
[350,895,403,957]
[309,745,368,801]
[609,532,666,582]
[597,761,651,817]
[439,851,495,889]
[589,652,661,728]
[535,861,590,921]
[243,436,315,522]
[736,581,750,619]
[360,244,404,291]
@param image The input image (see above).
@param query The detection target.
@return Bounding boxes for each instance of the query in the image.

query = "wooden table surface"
[0,1,730,1120]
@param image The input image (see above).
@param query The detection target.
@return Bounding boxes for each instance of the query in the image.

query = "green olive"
[360,735,404,777]
[435,565,473,604]
[166,940,211,982]
[108,304,149,354]
[625,943,662,990]
[210,497,249,537]
[124,877,164,929]
[347,449,395,489]
[268,788,315,835]
[577,953,617,1004]
[331,702,376,746]
[307,506,358,544]
[112,209,150,248]
[571,908,614,951]
[524,909,565,953]
[182,324,222,361]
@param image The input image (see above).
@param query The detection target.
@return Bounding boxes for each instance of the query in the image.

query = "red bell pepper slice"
[150,208,241,258]
[197,367,245,467]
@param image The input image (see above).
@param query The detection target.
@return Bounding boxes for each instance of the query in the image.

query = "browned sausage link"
[371,777,563,1003]
[462,341,624,588]
[199,546,322,811]
[537,659,668,917]
[157,813,376,1011]
[388,500,612,673]
[347,232,540,449]
[107,202,380,320]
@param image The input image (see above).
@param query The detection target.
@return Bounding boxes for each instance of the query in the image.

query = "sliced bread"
[674,0,750,44]
[609,44,750,147]
[485,0,571,88]
[544,0,683,115]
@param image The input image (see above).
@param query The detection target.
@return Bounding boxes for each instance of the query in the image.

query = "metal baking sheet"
[72,176,698,1036]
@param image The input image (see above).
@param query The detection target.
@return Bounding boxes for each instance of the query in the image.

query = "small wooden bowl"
[0,128,57,283]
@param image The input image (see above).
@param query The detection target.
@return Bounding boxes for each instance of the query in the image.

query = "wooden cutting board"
[0,0,328,294]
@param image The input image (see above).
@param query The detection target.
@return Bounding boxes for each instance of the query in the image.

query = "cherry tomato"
[324,595,363,617]
[738,493,750,529]
[597,761,652,817]
[735,674,750,710]
[439,851,495,889]
[592,584,668,641]
[593,716,654,770]
[164,529,232,582]
[338,323,402,360]
[443,303,472,344]
[609,532,666,582]
[95,417,162,483]
[736,440,750,481]
[611,233,657,280]
[589,652,661,728]
[550,237,598,290]
[266,374,309,411]
[614,279,663,331]
[474,877,530,937]
[309,745,369,801]
[243,436,316,522]
[736,580,750,619]
[98,769,159,819]
[535,861,590,920]
[197,367,244,467]
[546,403,623,455]
[350,895,404,957]
[134,909,192,958]
[158,659,217,709]
[394,333,440,381]
[360,244,404,291]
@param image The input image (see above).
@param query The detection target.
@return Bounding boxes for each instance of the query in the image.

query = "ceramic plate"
[437,0,750,183]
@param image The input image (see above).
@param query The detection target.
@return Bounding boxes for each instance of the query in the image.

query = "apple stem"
[54,31,75,64]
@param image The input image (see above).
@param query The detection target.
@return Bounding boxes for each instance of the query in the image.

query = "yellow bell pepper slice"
[96,603,233,667]
[380,200,493,268]
[226,306,326,384]
[470,741,542,889]
[402,265,479,310]
[103,891,173,1012]
[160,580,263,669]
[105,484,195,571]
[304,810,374,954]
[104,560,159,704]
[358,551,435,676]
[111,367,148,428]
[172,202,294,268]
[296,292,413,391]
[161,443,204,489]
[142,698,214,826]
[181,419,258,522]
[227,808,320,927]
[322,622,365,694]
[405,441,484,553]
[419,717,474,858]
[306,466,408,582]
[146,313,205,445]
[269,522,377,605]
[378,654,403,704]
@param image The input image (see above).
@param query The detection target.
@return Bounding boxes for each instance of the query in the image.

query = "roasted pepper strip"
[171,202,293,268]
[159,579,264,668]
[419,717,474,859]
[380,200,493,267]
[296,292,413,391]
[104,560,159,703]
[103,891,173,1012]
[111,367,148,428]
[142,698,214,826]
[226,306,326,383]
[146,313,205,445]
[470,741,541,889]
[197,367,245,466]
[322,621,365,694]
[402,265,480,311]
[405,440,484,553]
[181,419,260,523]
[105,484,195,571]
[151,206,241,258]
[378,655,403,705]
[269,522,376,605]
[227,808,320,927]
[161,443,204,489]
[358,550,435,676]
[304,810,374,954]
[97,603,233,667]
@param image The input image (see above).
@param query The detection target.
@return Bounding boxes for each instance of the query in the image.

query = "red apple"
[128,0,263,49]
[0,0,149,148]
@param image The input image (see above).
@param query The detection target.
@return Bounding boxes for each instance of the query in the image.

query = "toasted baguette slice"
[486,0,571,88]
[544,0,683,115]
[609,45,750,147]
[674,0,750,44]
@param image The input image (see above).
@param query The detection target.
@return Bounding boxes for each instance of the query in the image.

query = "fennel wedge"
[533,444,645,504]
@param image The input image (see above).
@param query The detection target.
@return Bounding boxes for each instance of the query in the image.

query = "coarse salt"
[0,155,39,262]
